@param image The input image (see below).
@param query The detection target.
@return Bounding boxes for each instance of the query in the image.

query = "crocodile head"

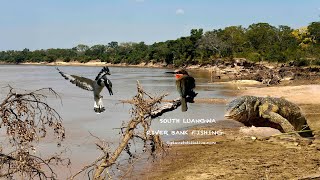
[225,96,258,122]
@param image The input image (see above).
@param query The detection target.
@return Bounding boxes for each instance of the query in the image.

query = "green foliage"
[1,22,320,66]
[220,26,246,54]
[197,30,229,59]
[294,58,311,67]
[308,22,320,43]
[246,23,278,54]
[173,59,185,67]
[313,59,320,66]
[247,52,261,62]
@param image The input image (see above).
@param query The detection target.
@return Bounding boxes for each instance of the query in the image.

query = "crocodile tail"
[181,97,188,112]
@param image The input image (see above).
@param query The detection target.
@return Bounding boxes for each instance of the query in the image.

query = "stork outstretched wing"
[56,68,94,91]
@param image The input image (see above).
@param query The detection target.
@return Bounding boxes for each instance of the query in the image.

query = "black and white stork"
[56,66,113,113]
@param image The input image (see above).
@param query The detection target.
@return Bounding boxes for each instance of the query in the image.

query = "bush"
[246,52,261,62]
[64,57,71,62]
[312,59,320,66]
[173,59,185,67]
[265,51,287,63]
[294,59,311,67]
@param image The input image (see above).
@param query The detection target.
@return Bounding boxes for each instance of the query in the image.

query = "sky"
[0,0,319,51]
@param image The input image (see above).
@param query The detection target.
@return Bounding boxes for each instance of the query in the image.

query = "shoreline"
[18,61,173,69]
[1,60,234,71]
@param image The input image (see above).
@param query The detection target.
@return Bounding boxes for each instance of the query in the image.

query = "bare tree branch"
[0,86,68,179]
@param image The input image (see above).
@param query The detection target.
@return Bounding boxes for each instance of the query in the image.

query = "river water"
[0,65,234,178]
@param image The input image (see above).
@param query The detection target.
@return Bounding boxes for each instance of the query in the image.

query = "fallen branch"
[150,98,181,118]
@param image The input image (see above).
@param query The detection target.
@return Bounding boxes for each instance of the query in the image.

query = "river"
[0,65,234,179]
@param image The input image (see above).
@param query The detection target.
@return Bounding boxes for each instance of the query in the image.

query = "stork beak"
[103,67,111,75]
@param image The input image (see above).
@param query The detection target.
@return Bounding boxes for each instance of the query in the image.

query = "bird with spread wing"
[56,66,113,114]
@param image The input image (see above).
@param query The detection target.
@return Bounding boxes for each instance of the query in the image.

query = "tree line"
[1,22,320,66]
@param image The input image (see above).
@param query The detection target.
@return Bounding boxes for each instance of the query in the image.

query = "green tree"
[85,45,106,60]
[107,41,119,49]
[246,23,278,60]
[148,42,171,64]
[308,22,320,43]
[127,42,148,64]
[219,26,246,55]
[190,29,203,63]
[198,31,229,58]
[75,44,89,53]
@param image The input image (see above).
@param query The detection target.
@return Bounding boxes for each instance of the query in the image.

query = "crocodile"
[225,96,313,137]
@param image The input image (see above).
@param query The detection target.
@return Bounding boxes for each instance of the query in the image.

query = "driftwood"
[209,59,320,85]
[151,98,181,118]
[71,81,189,179]
[150,96,196,118]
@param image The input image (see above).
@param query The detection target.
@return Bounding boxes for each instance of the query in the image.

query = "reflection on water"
[0,65,234,178]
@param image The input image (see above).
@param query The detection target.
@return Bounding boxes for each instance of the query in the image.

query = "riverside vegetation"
[1,22,320,67]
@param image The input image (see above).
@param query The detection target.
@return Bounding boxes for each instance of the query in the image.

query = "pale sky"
[0,0,319,50]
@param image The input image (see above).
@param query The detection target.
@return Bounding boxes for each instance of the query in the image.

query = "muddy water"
[0,65,234,179]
